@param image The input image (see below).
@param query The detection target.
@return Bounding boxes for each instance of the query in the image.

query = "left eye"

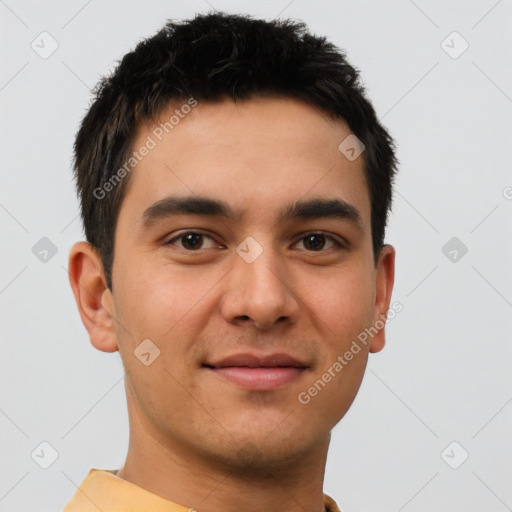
[292,232,343,251]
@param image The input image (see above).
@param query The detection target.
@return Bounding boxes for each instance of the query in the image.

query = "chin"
[196,422,327,477]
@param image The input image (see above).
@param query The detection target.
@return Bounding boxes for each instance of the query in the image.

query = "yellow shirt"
[63,468,341,512]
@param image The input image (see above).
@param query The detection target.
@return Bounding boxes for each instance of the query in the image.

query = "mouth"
[202,353,309,391]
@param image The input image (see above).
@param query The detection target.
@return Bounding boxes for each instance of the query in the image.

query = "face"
[71,96,395,473]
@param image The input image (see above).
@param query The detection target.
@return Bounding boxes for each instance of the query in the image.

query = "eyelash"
[164,231,345,252]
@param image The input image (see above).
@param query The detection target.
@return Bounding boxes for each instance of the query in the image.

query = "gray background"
[1,0,511,510]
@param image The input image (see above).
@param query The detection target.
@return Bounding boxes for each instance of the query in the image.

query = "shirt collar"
[63,468,342,512]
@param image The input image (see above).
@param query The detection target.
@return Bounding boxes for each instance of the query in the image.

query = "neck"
[116,397,330,512]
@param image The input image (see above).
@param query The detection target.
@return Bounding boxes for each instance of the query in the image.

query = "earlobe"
[369,244,396,354]
[68,241,119,353]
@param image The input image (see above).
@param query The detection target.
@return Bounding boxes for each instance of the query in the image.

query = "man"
[64,11,397,512]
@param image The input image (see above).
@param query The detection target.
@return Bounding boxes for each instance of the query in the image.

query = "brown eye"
[294,232,344,252]
[165,231,218,251]
[303,234,326,251]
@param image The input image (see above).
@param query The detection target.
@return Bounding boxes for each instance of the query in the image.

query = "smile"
[203,353,309,391]
[205,366,307,390]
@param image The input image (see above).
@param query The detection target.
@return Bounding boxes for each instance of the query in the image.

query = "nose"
[220,240,300,331]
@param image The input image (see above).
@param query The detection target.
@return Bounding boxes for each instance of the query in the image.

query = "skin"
[68,96,395,512]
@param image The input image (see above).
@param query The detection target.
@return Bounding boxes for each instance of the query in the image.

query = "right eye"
[164,231,223,251]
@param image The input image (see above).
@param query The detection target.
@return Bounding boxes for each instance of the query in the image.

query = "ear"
[369,244,396,354]
[68,241,118,353]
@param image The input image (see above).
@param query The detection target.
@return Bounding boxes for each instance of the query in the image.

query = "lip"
[203,353,309,391]
[206,352,307,368]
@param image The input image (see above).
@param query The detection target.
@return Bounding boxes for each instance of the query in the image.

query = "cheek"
[299,263,375,346]
[294,263,374,419]
[111,258,206,427]
[112,256,228,384]
[114,255,208,339]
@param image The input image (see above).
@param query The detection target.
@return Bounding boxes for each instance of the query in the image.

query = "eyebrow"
[139,195,363,230]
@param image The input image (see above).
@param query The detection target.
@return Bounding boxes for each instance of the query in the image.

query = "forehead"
[119,96,370,229]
